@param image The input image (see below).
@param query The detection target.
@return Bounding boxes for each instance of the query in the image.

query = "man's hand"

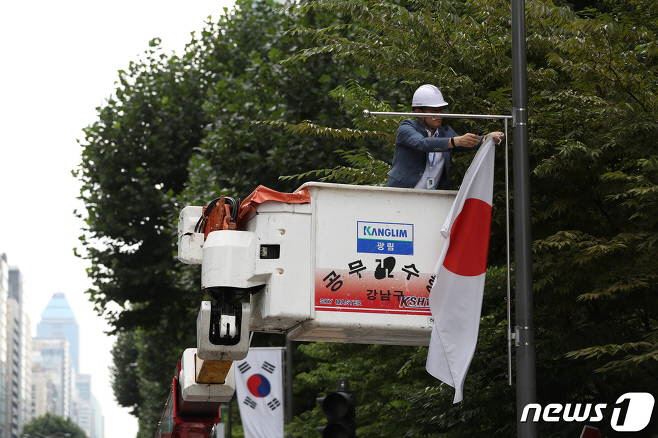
[490,131,505,144]
[453,133,481,148]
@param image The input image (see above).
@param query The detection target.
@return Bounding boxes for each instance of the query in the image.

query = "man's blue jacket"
[386,118,462,189]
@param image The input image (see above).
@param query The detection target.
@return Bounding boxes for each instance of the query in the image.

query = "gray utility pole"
[511,0,537,436]
[285,338,294,424]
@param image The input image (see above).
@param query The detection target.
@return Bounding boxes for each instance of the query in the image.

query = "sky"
[0,1,234,436]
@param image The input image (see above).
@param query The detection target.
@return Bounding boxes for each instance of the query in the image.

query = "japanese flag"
[235,347,285,438]
[426,136,495,403]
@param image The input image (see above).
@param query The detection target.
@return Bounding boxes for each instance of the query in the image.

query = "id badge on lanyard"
[426,128,439,189]
[426,153,437,188]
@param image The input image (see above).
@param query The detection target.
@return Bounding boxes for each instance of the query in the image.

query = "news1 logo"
[521,392,655,432]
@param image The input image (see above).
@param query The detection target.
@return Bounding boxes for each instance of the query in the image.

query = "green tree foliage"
[75,36,208,332]
[110,330,142,416]
[22,414,87,438]
[179,1,361,203]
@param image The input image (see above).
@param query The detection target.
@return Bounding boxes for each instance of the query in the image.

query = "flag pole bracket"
[513,325,532,347]
[512,107,527,128]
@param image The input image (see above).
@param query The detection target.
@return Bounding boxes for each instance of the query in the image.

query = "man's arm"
[397,122,481,152]
[444,126,481,151]
[396,122,451,152]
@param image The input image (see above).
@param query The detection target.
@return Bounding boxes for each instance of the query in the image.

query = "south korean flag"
[235,347,285,438]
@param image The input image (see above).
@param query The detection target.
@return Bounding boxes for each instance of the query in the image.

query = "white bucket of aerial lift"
[180,348,235,404]
[244,182,457,346]
[177,207,273,289]
[178,206,204,264]
[197,301,251,361]
[177,182,457,346]
[201,231,272,290]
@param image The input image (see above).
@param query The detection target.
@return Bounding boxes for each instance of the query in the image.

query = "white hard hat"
[411,84,448,108]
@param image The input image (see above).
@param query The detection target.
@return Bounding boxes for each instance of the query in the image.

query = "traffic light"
[320,379,356,438]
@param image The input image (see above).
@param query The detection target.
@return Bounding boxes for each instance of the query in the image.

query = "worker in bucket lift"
[386,84,504,190]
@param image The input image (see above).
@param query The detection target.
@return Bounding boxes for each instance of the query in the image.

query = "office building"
[32,293,104,437]
[0,256,7,438]
[91,395,104,438]
[72,374,104,438]
[36,293,79,372]
[31,338,70,418]
[6,268,31,438]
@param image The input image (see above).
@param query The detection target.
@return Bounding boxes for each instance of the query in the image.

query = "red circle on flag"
[247,374,271,398]
[443,198,492,276]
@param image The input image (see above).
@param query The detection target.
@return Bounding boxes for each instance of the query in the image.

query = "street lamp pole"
[511,0,537,436]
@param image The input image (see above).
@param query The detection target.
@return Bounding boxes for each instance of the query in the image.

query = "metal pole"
[227,396,233,438]
[512,0,537,436]
[285,338,294,424]
[505,118,512,387]
[363,110,512,120]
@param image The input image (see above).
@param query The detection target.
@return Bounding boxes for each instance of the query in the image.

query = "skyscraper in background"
[72,374,92,435]
[73,374,104,438]
[0,255,8,438]
[36,293,79,372]
[92,396,104,438]
[33,293,103,437]
[31,338,70,418]
[18,312,31,434]
[6,267,31,438]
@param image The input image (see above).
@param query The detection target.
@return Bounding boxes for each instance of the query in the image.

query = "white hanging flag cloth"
[235,347,285,438]
[425,136,496,403]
